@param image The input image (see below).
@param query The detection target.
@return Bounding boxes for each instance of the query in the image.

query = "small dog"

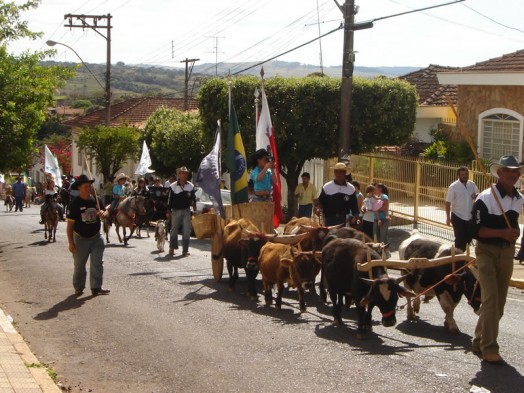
[155,220,166,253]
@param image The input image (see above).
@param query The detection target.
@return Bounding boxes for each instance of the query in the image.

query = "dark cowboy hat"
[490,155,524,178]
[251,148,269,168]
[75,174,95,185]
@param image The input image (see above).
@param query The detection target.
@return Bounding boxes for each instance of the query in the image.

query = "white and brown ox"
[258,242,321,312]
[398,234,481,334]
[322,238,414,338]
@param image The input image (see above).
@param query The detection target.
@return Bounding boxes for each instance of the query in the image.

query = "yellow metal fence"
[350,154,500,242]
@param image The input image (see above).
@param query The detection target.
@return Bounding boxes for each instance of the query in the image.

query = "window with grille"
[480,113,521,160]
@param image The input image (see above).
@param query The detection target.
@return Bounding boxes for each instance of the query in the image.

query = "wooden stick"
[446,96,511,229]
[357,254,475,272]
[82,153,101,211]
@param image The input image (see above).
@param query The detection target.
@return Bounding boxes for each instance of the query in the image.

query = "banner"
[44,145,62,188]
[255,84,283,228]
[195,121,225,217]
[226,101,249,204]
[135,141,155,176]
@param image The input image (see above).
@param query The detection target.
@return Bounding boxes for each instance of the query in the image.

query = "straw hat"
[115,173,129,182]
[490,155,524,178]
[330,162,352,174]
[177,166,189,175]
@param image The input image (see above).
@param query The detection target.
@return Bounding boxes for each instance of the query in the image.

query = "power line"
[460,2,524,34]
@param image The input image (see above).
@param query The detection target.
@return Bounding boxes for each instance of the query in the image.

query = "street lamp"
[46,39,110,126]
[46,40,105,90]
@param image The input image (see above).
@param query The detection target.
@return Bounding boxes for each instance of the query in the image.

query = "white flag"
[44,145,62,187]
[135,141,155,176]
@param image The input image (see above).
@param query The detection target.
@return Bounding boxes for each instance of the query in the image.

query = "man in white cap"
[315,162,359,226]
[167,166,196,257]
[470,155,524,365]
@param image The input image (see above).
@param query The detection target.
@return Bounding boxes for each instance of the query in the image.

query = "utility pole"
[335,0,372,165]
[180,58,199,111]
[207,36,225,76]
[64,14,112,126]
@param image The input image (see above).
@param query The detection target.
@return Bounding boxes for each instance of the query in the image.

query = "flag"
[195,121,225,217]
[44,144,62,188]
[53,154,63,188]
[135,141,155,176]
[226,101,249,204]
[256,84,283,228]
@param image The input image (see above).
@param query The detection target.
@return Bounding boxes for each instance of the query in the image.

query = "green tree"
[142,108,207,176]
[76,125,141,182]
[198,75,417,216]
[0,1,74,173]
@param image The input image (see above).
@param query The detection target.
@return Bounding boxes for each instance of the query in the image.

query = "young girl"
[361,184,383,239]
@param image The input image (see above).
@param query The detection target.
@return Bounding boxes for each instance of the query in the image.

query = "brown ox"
[259,242,322,312]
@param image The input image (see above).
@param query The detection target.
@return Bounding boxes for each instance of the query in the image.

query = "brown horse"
[42,199,59,242]
[4,195,14,212]
[104,196,146,246]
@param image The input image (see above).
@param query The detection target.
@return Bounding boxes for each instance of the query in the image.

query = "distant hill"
[43,60,421,104]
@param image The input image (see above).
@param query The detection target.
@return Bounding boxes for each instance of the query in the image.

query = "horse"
[4,195,14,212]
[24,187,35,208]
[57,187,70,216]
[42,199,59,242]
[135,197,155,238]
[104,196,146,246]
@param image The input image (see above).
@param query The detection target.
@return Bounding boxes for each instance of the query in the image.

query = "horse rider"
[108,173,129,222]
[39,175,65,223]
[132,177,149,197]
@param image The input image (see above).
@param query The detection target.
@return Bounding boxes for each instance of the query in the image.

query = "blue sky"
[7,0,524,72]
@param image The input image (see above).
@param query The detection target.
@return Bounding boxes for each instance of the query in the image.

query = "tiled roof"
[64,97,199,129]
[459,49,524,72]
[399,65,459,106]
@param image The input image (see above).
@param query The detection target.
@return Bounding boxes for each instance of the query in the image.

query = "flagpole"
[254,87,259,130]
[82,153,102,212]
[227,70,231,115]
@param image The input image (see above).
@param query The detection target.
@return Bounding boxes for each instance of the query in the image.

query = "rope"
[398,257,477,310]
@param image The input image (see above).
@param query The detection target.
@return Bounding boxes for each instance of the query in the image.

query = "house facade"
[64,97,199,190]
[437,50,524,161]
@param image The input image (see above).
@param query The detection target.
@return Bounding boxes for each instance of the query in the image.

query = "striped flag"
[226,101,249,204]
[256,84,283,228]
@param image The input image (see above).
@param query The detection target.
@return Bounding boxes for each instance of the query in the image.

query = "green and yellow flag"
[226,102,249,204]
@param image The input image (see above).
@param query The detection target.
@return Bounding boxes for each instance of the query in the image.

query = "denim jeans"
[170,208,191,253]
[73,233,105,291]
[14,196,24,212]
[373,219,390,244]
[298,204,313,218]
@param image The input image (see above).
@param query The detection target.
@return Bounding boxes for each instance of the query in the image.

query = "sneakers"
[74,289,84,296]
[483,352,505,365]
[182,252,190,257]
[168,248,174,256]
[91,288,111,296]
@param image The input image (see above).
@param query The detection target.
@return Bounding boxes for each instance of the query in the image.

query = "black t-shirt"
[318,180,359,217]
[168,181,196,210]
[67,196,102,238]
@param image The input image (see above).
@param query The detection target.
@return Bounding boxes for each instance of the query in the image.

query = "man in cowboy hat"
[66,174,109,296]
[315,162,360,226]
[108,173,129,222]
[167,166,196,257]
[470,155,524,365]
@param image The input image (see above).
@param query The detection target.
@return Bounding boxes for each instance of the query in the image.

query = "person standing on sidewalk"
[12,176,26,212]
[470,155,524,365]
[66,174,109,296]
[294,172,317,218]
[168,166,196,257]
[445,166,479,251]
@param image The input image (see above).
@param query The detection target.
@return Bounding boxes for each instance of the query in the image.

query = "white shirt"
[446,179,479,221]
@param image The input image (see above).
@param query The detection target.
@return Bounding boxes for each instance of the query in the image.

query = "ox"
[398,234,481,334]
[259,243,322,312]
[221,219,274,299]
[322,238,414,338]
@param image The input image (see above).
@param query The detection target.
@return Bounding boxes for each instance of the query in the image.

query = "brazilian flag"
[226,102,249,204]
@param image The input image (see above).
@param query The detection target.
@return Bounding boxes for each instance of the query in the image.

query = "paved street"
[1,208,524,392]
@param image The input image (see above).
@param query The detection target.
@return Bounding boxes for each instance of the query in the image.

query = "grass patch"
[25,362,58,381]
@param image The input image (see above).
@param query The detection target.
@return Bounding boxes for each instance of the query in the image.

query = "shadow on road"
[28,240,53,246]
[33,294,95,320]
[470,361,524,393]
[396,317,473,347]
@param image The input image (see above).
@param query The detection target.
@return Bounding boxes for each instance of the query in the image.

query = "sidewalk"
[0,308,60,393]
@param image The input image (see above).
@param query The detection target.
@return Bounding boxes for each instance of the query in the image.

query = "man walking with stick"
[470,155,524,365]
[66,174,109,296]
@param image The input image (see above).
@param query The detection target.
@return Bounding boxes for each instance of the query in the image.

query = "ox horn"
[394,274,410,284]
[271,232,308,244]
[327,223,344,230]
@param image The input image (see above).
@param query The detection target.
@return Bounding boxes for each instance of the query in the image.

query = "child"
[361,185,383,239]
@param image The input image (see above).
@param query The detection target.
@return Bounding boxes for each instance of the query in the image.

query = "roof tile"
[399,64,459,106]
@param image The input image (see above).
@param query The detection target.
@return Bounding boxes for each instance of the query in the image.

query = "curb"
[510,278,524,290]
[0,308,61,393]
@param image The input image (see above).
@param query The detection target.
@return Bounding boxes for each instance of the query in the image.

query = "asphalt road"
[1,208,524,393]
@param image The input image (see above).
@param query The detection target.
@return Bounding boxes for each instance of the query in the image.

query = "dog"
[155,220,166,253]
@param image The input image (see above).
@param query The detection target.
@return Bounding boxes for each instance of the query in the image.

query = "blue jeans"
[298,204,313,218]
[170,208,191,253]
[14,196,24,212]
[373,219,390,244]
[73,234,105,291]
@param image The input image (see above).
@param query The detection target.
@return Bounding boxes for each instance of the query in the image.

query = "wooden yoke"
[357,254,476,273]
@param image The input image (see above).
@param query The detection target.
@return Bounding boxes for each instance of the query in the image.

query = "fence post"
[413,160,421,229]
[369,156,374,183]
